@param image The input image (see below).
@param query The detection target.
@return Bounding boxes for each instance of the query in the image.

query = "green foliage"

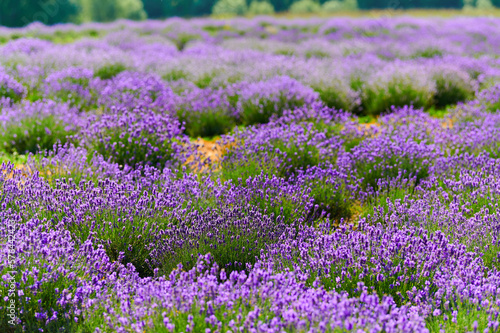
[476,0,495,9]
[94,63,127,80]
[162,69,188,82]
[79,0,146,22]
[272,139,323,175]
[315,86,356,112]
[64,208,161,277]
[221,137,326,185]
[0,116,74,155]
[1,0,481,27]
[432,70,475,108]
[356,0,462,9]
[159,0,218,17]
[359,181,415,220]
[411,48,443,59]
[426,106,449,118]
[362,77,435,116]
[239,95,308,126]
[249,1,276,14]
[194,73,215,88]
[0,0,78,28]
[220,155,278,185]
[305,50,330,59]
[179,110,236,138]
[141,0,166,18]
[212,0,248,15]
[158,220,274,276]
[307,178,353,222]
[0,87,23,103]
[322,0,344,11]
[169,33,201,51]
[0,151,29,166]
[31,29,100,44]
[272,0,295,11]
[357,155,429,192]
[289,0,321,13]
[426,306,491,333]
[49,77,94,110]
[322,0,358,11]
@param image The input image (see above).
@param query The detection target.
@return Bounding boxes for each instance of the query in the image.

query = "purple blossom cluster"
[1,16,500,333]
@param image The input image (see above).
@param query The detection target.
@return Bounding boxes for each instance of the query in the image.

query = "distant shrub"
[362,66,436,116]
[432,66,476,108]
[411,47,443,59]
[248,1,275,15]
[212,0,248,15]
[162,69,188,82]
[476,0,495,9]
[312,79,361,112]
[289,0,321,13]
[322,0,358,11]
[322,1,343,11]
[80,0,146,22]
[177,88,236,138]
[94,63,127,80]
[168,33,201,51]
[181,110,236,138]
[97,71,178,112]
[234,76,319,126]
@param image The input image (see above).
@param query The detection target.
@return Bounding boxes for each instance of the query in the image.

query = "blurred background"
[0,0,498,27]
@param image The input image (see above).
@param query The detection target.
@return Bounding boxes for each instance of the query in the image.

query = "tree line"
[1,0,498,28]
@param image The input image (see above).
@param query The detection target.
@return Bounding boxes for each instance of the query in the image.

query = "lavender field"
[1,16,500,332]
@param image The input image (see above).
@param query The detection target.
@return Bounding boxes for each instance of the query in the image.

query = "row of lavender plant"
[2,17,499,130]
